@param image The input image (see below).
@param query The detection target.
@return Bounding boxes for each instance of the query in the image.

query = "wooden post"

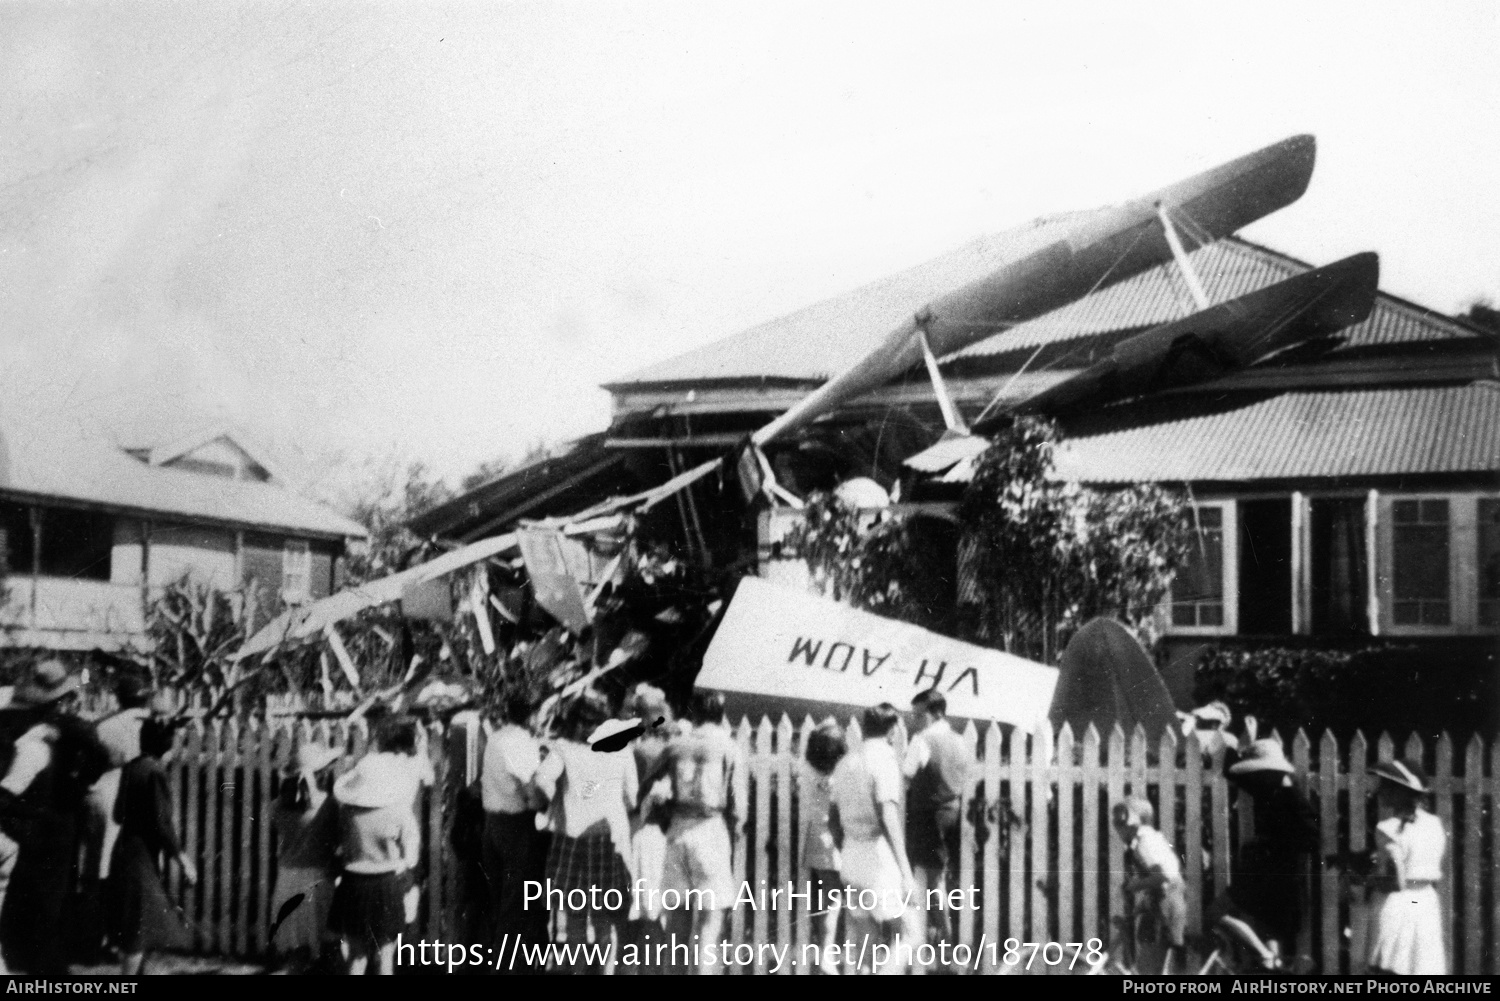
[1291,492,1310,634]
[28,506,40,625]
[1366,490,1381,635]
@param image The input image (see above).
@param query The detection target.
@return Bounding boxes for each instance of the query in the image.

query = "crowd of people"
[0,655,1455,977]
[0,658,437,976]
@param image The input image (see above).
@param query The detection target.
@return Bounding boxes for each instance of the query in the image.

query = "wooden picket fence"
[159,716,1498,975]
[159,716,464,959]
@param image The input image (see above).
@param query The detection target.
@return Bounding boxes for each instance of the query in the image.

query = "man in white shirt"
[479,690,548,972]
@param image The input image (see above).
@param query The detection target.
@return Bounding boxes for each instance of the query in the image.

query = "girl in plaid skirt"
[533,693,639,973]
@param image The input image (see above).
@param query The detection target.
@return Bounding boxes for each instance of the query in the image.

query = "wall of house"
[148,523,238,590]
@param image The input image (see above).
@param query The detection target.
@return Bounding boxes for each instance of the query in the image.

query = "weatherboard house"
[411,222,1499,699]
[0,420,366,653]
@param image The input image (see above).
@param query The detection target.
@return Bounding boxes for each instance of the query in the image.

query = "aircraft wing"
[752,134,1317,448]
[992,251,1380,422]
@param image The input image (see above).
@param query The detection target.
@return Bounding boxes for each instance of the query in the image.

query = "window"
[1378,493,1498,635]
[0,503,34,574]
[1167,502,1237,634]
[37,507,113,581]
[282,540,311,603]
[1480,499,1500,628]
[1391,499,1450,626]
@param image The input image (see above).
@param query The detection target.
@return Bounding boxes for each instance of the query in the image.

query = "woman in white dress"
[1366,757,1448,975]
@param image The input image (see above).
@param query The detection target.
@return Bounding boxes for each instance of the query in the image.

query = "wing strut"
[915,311,968,434]
[1156,202,1211,310]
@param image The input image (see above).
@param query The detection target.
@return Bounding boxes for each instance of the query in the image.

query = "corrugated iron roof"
[0,416,367,538]
[610,237,1485,389]
[610,213,1088,386]
[940,383,1500,484]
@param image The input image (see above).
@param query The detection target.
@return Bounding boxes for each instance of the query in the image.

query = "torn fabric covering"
[902,430,990,474]
[516,526,595,633]
[233,531,518,661]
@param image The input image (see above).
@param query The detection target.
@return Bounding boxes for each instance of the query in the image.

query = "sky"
[0,1,1496,504]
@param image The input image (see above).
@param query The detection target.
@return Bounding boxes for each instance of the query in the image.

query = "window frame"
[1163,499,1239,637]
[1376,491,1499,636]
[281,538,312,605]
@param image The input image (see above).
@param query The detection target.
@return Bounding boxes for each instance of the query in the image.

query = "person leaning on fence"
[109,716,197,976]
[1365,758,1448,975]
[532,691,638,974]
[330,753,422,975]
[801,720,847,976]
[0,660,111,975]
[828,703,916,976]
[478,688,549,974]
[638,690,744,976]
[902,688,973,973]
[270,742,342,972]
[1110,798,1187,975]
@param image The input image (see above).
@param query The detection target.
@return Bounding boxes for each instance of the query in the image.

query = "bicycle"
[1194,913,1315,975]
[1085,909,1182,975]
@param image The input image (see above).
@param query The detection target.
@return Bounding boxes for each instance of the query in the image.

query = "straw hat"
[1371,757,1428,794]
[1228,738,1295,776]
[287,743,341,776]
[334,753,417,809]
[13,660,80,707]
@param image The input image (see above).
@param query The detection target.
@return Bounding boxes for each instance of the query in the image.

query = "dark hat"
[1371,757,1428,794]
[13,660,81,707]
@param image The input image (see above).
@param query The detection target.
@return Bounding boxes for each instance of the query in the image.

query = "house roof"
[609,236,1488,390]
[0,416,367,539]
[608,213,1086,388]
[938,382,1500,485]
[406,434,632,542]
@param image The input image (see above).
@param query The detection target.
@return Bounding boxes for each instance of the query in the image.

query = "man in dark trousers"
[902,688,974,973]
[478,689,549,973]
[0,660,110,975]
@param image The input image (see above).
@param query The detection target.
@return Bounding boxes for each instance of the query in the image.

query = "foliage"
[956,418,1192,661]
[1460,297,1500,336]
[1195,642,1498,743]
[340,459,454,585]
[146,576,258,697]
[782,492,872,603]
[784,417,1194,663]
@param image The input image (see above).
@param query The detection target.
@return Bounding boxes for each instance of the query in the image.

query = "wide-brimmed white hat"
[334,753,416,809]
[1228,738,1295,776]
[1371,757,1429,794]
[287,743,341,777]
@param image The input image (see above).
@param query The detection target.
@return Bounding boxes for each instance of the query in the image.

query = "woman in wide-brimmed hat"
[330,752,421,975]
[1214,737,1318,961]
[270,743,342,971]
[1365,758,1448,975]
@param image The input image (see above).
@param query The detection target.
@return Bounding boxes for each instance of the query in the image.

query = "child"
[1110,798,1187,975]
[330,753,422,975]
[1366,758,1448,975]
[802,721,846,975]
[270,743,341,972]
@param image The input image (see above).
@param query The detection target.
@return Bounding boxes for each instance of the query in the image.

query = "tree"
[957,417,1192,662]
[789,417,1194,663]
[340,459,453,585]
[1461,297,1500,336]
